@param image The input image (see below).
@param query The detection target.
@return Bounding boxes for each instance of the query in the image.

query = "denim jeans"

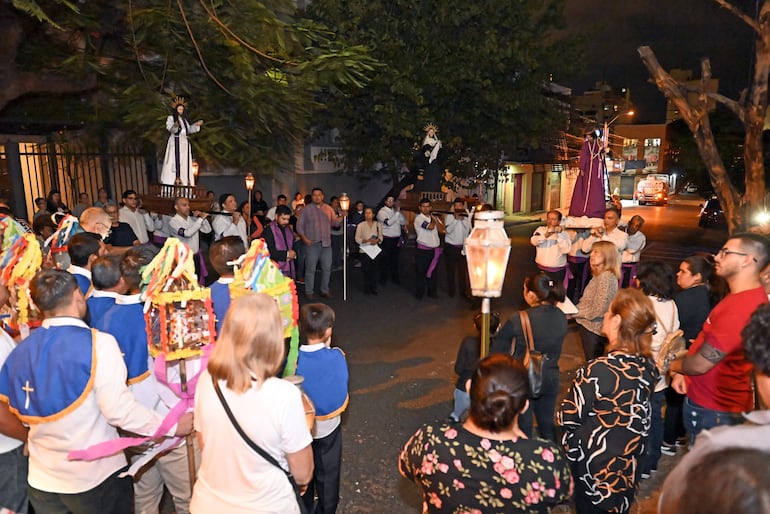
[0,444,28,513]
[451,388,470,421]
[642,389,665,473]
[684,397,746,444]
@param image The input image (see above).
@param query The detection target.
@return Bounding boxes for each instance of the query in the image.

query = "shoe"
[319,292,333,298]
[446,415,460,425]
[661,443,677,456]
[353,261,362,268]
[676,437,688,447]
[640,471,650,479]
[305,293,315,300]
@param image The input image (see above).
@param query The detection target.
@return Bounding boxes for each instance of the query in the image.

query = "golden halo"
[171,96,187,109]
[423,122,439,133]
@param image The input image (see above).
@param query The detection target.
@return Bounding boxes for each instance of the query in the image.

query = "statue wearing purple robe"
[569,134,606,218]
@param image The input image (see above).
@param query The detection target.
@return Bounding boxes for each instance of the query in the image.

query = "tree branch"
[713,0,761,34]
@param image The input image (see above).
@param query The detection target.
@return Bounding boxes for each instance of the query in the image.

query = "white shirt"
[530,226,571,268]
[192,372,312,514]
[0,331,22,454]
[444,213,471,246]
[622,230,647,263]
[212,212,248,247]
[414,213,440,248]
[377,206,406,238]
[567,229,590,258]
[650,297,679,392]
[119,206,152,244]
[168,213,212,254]
[581,227,628,256]
[68,265,91,282]
[24,317,170,494]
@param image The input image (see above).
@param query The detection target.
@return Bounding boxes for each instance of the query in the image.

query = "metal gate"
[0,138,151,221]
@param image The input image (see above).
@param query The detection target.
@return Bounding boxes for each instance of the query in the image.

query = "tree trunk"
[638,46,742,233]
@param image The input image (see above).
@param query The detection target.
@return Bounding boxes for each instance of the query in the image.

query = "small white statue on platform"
[160,96,204,186]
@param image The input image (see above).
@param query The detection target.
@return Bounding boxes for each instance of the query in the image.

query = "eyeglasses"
[715,247,757,262]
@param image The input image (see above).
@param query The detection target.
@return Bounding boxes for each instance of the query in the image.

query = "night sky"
[561,0,757,123]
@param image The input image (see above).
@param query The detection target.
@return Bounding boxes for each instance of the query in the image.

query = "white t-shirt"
[192,372,312,514]
[0,330,22,454]
[414,213,440,248]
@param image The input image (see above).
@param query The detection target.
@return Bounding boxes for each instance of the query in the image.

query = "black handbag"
[519,311,548,398]
[212,377,309,514]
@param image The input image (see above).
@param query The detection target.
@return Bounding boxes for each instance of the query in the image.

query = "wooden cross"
[22,380,34,410]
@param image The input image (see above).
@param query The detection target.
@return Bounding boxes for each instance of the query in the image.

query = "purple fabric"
[196,251,208,286]
[569,138,607,218]
[622,263,639,288]
[568,255,590,291]
[269,222,295,278]
[417,242,442,278]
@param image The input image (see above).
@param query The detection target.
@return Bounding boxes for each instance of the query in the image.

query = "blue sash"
[73,274,91,297]
[0,325,95,424]
[97,303,150,384]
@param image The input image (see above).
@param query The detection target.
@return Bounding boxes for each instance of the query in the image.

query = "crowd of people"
[3,186,770,514]
[0,187,356,514]
[400,206,770,513]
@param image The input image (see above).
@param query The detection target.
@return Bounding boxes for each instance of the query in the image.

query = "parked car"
[684,183,699,193]
[699,197,727,228]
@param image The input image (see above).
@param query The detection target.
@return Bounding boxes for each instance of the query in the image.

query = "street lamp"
[244,173,255,238]
[338,193,350,301]
[464,210,511,357]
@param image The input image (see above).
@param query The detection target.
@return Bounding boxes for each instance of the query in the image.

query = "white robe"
[160,115,200,186]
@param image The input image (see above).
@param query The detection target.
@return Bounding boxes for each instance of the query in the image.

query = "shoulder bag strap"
[212,376,293,477]
[518,311,534,366]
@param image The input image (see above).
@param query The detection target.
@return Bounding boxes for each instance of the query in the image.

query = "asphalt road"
[303,198,727,514]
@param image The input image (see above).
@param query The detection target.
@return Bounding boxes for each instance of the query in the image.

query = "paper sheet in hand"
[360,244,382,259]
[557,297,578,315]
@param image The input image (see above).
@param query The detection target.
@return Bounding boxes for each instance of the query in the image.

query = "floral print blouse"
[557,351,658,513]
[399,423,573,513]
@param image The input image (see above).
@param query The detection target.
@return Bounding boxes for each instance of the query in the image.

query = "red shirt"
[686,286,767,412]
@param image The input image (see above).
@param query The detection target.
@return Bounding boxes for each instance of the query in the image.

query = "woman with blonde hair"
[573,240,620,361]
[191,294,313,513]
[558,288,659,514]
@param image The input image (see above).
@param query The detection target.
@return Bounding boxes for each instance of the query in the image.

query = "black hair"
[733,232,770,270]
[605,206,621,218]
[311,187,323,194]
[32,215,55,236]
[122,189,138,200]
[275,205,292,217]
[277,194,287,201]
[468,354,530,433]
[419,197,431,206]
[30,269,79,313]
[524,271,566,304]
[209,236,246,276]
[91,255,122,290]
[219,193,234,210]
[300,303,335,342]
[636,260,675,299]
[120,246,158,292]
[67,232,103,267]
[742,303,770,375]
[682,253,727,306]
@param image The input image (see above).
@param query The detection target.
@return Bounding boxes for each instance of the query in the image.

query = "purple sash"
[417,242,442,278]
[622,263,639,288]
[270,222,295,279]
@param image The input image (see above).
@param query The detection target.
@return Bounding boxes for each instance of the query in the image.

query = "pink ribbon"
[68,346,211,462]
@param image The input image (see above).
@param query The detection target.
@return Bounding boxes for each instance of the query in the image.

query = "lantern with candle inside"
[464,210,511,356]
